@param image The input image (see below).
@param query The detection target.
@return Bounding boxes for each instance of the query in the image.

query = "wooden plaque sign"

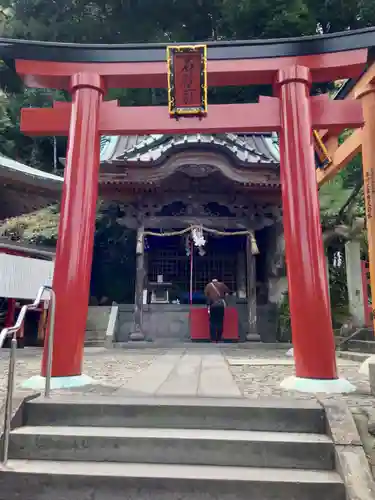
[313,130,332,169]
[167,45,207,117]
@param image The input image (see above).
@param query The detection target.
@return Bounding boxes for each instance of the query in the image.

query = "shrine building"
[85,132,283,342]
[0,133,286,344]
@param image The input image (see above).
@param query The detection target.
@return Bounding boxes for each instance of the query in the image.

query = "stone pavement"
[0,344,374,410]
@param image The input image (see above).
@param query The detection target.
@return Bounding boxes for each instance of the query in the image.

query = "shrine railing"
[0,285,56,465]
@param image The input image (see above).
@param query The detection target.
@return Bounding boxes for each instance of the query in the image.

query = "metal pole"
[53,136,57,174]
[190,240,194,305]
[2,336,17,465]
[44,288,56,398]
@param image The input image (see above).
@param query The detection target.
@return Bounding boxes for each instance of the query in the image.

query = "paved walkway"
[0,345,374,411]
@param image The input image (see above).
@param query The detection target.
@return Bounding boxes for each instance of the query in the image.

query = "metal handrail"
[1,285,56,465]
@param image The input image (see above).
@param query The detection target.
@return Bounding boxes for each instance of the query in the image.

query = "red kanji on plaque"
[167,45,207,117]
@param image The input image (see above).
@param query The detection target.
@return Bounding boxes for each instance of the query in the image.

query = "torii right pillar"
[277,65,355,393]
[356,84,375,336]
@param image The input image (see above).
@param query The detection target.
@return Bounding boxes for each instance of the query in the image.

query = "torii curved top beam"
[1,26,375,63]
[8,29,366,138]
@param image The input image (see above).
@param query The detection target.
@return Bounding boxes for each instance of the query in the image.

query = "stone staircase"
[0,396,346,499]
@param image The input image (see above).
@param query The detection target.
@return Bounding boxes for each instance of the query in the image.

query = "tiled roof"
[100,133,280,165]
[0,154,63,188]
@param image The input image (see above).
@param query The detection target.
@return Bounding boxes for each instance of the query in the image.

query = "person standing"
[204,279,230,342]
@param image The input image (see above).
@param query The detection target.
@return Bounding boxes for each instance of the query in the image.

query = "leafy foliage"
[91,204,136,303]
[0,205,60,244]
[0,202,137,303]
[277,291,292,342]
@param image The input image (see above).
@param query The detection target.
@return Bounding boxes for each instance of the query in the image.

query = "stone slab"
[319,400,362,446]
[198,353,241,397]
[368,357,375,396]
[9,426,334,470]
[24,396,325,433]
[0,460,345,500]
[105,350,184,395]
[335,446,375,500]
[0,390,39,436]
[227,358,358,367]
[338,351,370,362]
[320,398,375,500]
[156,353,201,396]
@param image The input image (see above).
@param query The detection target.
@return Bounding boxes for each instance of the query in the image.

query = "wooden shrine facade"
[95,133,284,342]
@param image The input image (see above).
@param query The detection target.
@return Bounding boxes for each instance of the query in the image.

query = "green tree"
[1,0,375,165]
[0,202,137,303]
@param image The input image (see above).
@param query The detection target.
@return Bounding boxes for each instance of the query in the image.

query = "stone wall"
[85,306,111,346]
[117,304,191,343]
[116,303,278,343]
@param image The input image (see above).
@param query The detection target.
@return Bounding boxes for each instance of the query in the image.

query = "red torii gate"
[14,41,366,391]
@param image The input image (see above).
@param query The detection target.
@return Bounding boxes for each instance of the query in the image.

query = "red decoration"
[190,308,239,341]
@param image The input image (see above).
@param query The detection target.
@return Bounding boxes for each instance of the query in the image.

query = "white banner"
[0,254,54,300]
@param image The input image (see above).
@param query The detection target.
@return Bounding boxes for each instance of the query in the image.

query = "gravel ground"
[0,345,373,412]
[223,347,375,409]
[0,347,167,396]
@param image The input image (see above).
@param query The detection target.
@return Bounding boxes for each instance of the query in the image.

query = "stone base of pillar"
[129,330,146,341]
[280,375,356,394]
[21,374,95,390]
[246,333,261,341]
[359,354,375,376]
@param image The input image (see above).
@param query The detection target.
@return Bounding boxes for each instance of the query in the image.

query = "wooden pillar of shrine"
[246,235,258,339]
[355,84,375,335]
[129,223,146,341]
[236,250,247,299]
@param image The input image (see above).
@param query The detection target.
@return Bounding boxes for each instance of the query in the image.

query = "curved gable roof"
[0,154,62,190]
[100,133,280,166]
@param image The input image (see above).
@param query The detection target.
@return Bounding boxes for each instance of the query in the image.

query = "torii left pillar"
[41,73,104,380]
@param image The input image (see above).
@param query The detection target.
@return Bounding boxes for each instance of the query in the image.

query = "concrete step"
[347,340,375,353]
[9,425,335,470]
[337,351,370,362]
[0,460,345,500]
[24,396,326,434]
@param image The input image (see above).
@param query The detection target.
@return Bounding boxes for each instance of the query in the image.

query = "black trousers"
[209,303,225,342]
